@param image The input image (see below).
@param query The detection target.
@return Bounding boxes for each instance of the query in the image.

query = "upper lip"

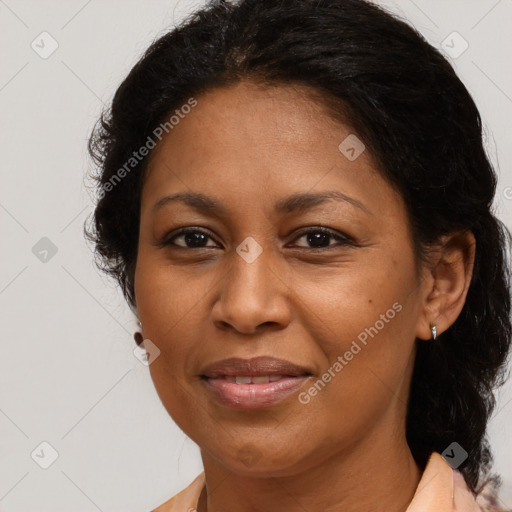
[200,356,313,378]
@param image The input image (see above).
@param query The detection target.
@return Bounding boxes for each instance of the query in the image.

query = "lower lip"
[202,376,310,409]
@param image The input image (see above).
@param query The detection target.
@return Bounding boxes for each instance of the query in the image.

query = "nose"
[211,249,291,335]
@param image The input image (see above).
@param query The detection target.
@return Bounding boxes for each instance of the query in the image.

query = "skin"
[134,80,476,512]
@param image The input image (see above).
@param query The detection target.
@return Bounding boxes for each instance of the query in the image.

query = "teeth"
[221,375,285,384]
[252,375,270,383]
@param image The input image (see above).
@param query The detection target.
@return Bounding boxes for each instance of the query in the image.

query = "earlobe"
[133,318,144,346]
[415,230,476,342]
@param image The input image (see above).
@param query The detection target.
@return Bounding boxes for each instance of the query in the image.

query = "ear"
[415,230,476,341]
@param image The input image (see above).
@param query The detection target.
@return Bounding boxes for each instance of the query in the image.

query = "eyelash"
[158,226,357,251]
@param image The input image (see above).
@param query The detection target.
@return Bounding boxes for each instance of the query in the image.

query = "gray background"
[0,0,511,511]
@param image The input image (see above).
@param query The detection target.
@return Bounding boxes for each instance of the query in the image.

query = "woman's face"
[134,80,429,476]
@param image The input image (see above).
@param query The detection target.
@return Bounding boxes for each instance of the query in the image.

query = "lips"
[199,356,313,409]
[203,375,310,409]
[200,356,313,379]
[217,375,285,384]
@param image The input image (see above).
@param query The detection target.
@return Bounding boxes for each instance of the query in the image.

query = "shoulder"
[470,473,512,512]
[151,472,205,512]
[408,451,511,512]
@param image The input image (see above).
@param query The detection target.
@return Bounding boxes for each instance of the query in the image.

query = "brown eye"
[157,226,357,251]
[290,227,356,250]
[159,228,219,249]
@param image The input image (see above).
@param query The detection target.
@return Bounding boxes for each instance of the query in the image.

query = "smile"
[201,375,311,409]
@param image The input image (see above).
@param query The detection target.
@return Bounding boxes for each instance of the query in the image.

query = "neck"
[197,431,423,512]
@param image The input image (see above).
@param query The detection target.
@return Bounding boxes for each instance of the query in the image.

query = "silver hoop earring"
[430,323,437,341]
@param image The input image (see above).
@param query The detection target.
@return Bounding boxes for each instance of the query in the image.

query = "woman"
[85,0,512,510]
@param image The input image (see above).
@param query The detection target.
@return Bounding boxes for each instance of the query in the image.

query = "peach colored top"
[151,452,497,511]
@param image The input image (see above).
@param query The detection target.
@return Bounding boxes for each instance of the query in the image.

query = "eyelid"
[289,226,357,248]
[156,226,218,248]
[157,225,357,250]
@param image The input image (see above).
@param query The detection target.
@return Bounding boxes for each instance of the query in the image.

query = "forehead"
[141,80,403,220]
[146,80,350,171]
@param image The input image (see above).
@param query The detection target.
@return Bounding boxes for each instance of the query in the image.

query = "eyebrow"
[152,191,371,216]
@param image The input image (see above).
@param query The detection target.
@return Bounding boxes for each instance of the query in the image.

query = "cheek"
[134,249,209,335]
[290,298,417,461]
[295,258,413,351]
[134,256,205,389]
[294,256,418,405]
